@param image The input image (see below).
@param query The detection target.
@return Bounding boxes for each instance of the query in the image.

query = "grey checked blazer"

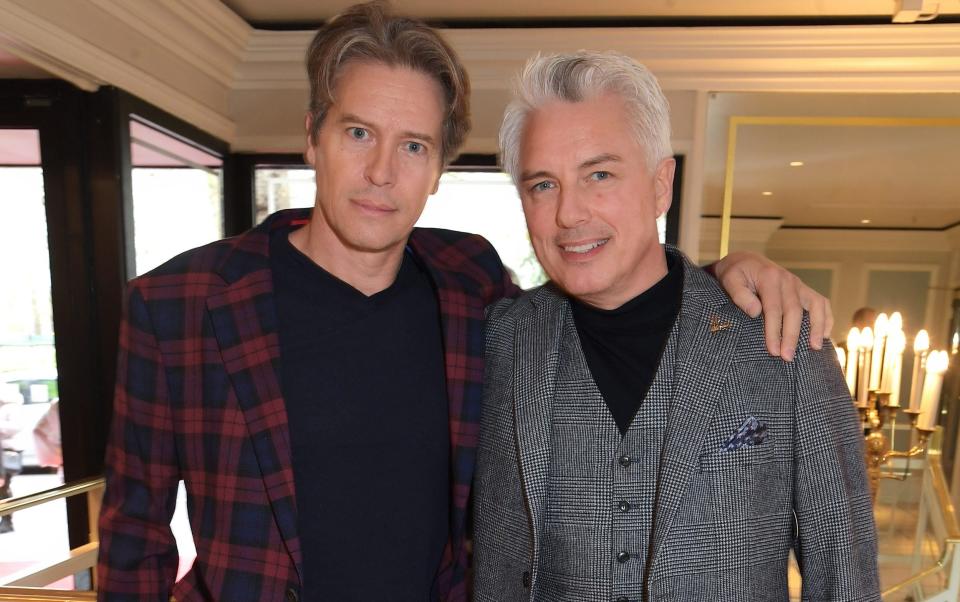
[473,249,880,601]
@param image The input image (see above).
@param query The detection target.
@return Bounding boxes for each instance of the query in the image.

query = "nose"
[556,187,590,229]
[364,143,395,187]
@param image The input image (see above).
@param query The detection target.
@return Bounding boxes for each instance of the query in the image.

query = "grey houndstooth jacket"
[473,249,880,601]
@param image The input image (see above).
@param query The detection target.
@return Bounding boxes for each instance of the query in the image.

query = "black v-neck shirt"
[270,228,449,601]
[570,252,683,435]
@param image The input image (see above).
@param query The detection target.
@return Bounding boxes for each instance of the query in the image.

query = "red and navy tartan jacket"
[97,208,517,601]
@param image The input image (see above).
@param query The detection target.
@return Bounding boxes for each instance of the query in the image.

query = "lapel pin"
[709,316,732,333]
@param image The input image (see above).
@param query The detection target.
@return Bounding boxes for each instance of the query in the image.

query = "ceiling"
[2,2,957,231]
[703,92,960,230]
[219,0,960,24]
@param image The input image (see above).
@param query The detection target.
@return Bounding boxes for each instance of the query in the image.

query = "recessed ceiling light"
[789,161,804,167]
[861,219,872,224]
[761,191,773,196]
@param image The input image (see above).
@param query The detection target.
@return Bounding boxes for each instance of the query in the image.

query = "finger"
[727,285,763,319]
[779,278,803,362]
[755,276,782,357]
[823,302,835,340]
[805,294,826,351]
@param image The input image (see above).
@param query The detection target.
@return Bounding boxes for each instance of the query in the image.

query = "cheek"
[523,206,551,239]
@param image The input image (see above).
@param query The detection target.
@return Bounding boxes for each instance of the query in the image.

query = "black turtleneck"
[570,251,683,435]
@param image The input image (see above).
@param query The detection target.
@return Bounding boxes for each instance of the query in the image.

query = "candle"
[918,350,949,430]
[858,327,874,406]
[870,313,888,391]
[886,330,906,407]
[881,324,902,394]
[836,346,846,376]
[845,327,860,397]
[909,330,930,412]
[881,313,903,392]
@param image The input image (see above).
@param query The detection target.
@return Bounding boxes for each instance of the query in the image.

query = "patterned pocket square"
[721,415,768,452]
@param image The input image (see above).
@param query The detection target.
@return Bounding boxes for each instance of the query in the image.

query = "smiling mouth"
[561,239,609,254]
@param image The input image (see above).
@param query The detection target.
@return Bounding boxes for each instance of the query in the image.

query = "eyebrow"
[579,153,622,169]
[519,169,552,183]
[520,153,623,182]
[340,113,437,145]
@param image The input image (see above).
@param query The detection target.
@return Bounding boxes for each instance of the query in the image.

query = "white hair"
[499,50,672,185]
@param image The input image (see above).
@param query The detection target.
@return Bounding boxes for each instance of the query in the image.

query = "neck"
[288,221,405,296]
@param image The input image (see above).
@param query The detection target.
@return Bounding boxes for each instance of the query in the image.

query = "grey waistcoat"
[537,312,677,602]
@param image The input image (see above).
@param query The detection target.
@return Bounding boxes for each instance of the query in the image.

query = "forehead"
[519,92,638,166]
[330,61,445,131]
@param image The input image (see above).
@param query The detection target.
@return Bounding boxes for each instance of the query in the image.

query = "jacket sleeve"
[792,333,881,601]
[97,283,180,601]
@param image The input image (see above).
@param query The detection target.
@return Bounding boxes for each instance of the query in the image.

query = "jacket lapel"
[205,210,309,580]
[648,253,741,574]
[513,286,566,579]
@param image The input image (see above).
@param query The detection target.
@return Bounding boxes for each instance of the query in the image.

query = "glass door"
[0,127,69,584]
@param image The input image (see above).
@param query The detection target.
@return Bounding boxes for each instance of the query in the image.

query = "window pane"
[254,167,314,224]
[253,168,549,288]
[129,119,223,277]
[0,128,68,585]
[418,172,544,288]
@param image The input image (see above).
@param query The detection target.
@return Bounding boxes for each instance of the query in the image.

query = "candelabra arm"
[878,427,934,483]
[884,443,927,462]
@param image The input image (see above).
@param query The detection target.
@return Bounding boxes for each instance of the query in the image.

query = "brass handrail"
[927,455,960,542]
[0,478,104,517]
[0,477,104,599]
[0,588,96,601]
[880,453,960,599]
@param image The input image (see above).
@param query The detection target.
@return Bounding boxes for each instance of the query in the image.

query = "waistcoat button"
[617,500,631,512]
[618,454,632,467]
[617,550,630,563]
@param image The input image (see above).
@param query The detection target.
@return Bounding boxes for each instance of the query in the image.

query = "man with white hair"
[473,51,879,601]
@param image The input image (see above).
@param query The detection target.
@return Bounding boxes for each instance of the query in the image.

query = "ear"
[653,157,676,217]
[304,112,317,166]
[429,172,441,195]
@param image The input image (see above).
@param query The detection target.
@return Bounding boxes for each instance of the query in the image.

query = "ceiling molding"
[234,30,311,90]
[0,34,101,91]
[230,24,960,92]
[450,24,960,92]
[945,222,960,247]
[767,226,955,252]
[85,0,251,88]
[0,0,240,141]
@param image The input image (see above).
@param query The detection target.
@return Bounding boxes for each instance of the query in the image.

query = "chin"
[343,223,408,252]
[553,275,604,300]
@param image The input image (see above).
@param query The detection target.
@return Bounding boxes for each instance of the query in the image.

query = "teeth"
[562,239,608,254]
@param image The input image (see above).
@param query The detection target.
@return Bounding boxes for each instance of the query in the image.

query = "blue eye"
[531,181,555,193]
[590,171,611,181]
[405,141,423,154]
[349,127,368,140]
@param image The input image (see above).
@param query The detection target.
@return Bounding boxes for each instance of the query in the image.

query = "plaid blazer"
[97,208,515,601]
[474,248,880,601]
